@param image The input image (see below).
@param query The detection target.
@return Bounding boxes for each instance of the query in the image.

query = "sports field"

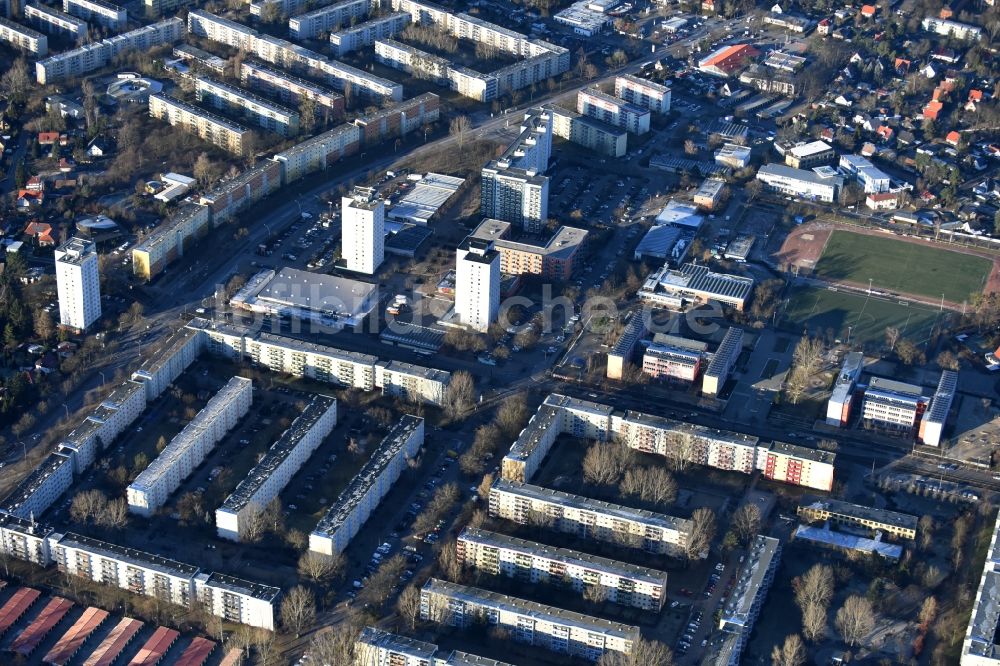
[814,230,992,303]
[783,286,945,347]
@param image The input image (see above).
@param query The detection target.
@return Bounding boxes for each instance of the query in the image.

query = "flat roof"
[720,535,780,626]
[789,140,833,158]
[867,376,924,397]
[704,327,743,378]
[150,94,249,134]
[378,322,445,352]
[766,440,836,464]
[357,627,437,659]
[55,532,199,577]
[694,178,726,199]
[254,267,376,314]
[470,219,588,260]
[609,313,647,358]
[377,359,450,382]
[655,200,703,228]
[444,652,516,666]
[492,478,692,533]
[798,496,918,531]
[196,76,297,118]
[829,351,865,405]
[196,572,279,601]
[504,404,562,463]
[388,173,464,224]
[130,377,251,493]
[657,263,754,303]
[0,452,72,515]
[794,524,902,559]
[758,163,843,187]
[924,370,958,424]
[622,409,757,447]
[460,527,668,583]
[219,394,336,513]
[313,416,423,536]
[422,578,640,639]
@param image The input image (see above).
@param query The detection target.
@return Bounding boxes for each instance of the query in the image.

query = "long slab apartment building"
[309,415,424,555]
[577,87,650,134]
[24,4,87,43]
[35,17,183,83]
[420,578,639,661]
[216,394,337,541]
[0,16,48,56]
[500,393,834,492]
[149,93,250,155]
[127,376,253,516]
[357,627,515,666]
[797,496,918,540]
[489,478,694,557]
[195,76,300,137]
[330,12,409,56]
[288,0,369,40]
[62,0,125,31]
[613,74,671,114]
[240,60,344,118]
[457,527,669,610]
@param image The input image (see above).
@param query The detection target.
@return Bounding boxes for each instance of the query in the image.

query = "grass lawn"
[783,286,946,347]
[814,230,992,303]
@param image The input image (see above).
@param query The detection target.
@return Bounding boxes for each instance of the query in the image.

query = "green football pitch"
[813,230,992,303]
[783,286,946,347]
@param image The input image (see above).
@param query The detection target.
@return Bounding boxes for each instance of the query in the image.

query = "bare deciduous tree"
[397,585,422,631]
[731,504,762,546]
[438,541,464,582]
[280,586,316,636]
[619,466,677,506]
[686,508,716,560]
[835,595,875,647]
[449,115,472,150]
[771,634,806,666]
[442,371,475,420]
[495,393,529,439]
[297,551,345,585]
[582,441,632,487]
[802,602,827,642]
[596,637,674,666]
[794,564,834,611]
[309,627,358,666]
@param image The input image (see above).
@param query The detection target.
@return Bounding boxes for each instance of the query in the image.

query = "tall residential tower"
[342,187,385,275]
[455,238,499,333]
[55,237,101,332]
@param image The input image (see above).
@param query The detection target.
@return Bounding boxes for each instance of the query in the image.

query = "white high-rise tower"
[455,238,500,333]
[55,236,101,332]
[342,187,384,275]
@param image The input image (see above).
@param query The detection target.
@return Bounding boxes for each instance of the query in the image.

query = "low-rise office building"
[127,376,253,516]
[35,18,183,83]
[638,262,754,311]
[62,0,124,31]
[149,94,250,155]
[693,177,726,210]
[755,163,843,202]
[309,416,424,555]
[489,478,693,557]
[785,141,835,169]
[861,377,927,432]
[330,12,409,56]
[642,337,706,382]
[797,497,918,540]
[24,4,84,42]
[577,88,650,135]
[839,154,892,194]
[614,74,671,114]
[457,527,668,610]
[715,143,752,169]
[606,314,647,380]
[217,395,337,540]
[0,17,48,55]
[420,578,639,661]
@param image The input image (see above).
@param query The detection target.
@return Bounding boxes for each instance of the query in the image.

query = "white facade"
[56,237,101,332]
[62,0,125,30]
[455,239,500,333]
[131,325,204,401]
[755,163,842,202]
[0,452,75,520]
[614,74,671,114]
[25,5,86,42]
[489,478,692,557]
[0,16,48,55]
[420,578,639,661]
[288,0,368,40]
[342,189,385,274]
[193,573,279,631]
[922,17,982,41]
[217,395,337,540]
[330,12,409,56]
[457,527,668,610]
[577,88,650,135]
[0,514,53,567]
[127,376,253,516]
[375,361,450,406]
[310,416,424,555]
[480,109,552,231]
[861,377,926,431]
[839,154,891,194]
[195,76,300,137]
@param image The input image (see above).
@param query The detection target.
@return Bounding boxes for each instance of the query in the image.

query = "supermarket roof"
[388,173,465,225]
